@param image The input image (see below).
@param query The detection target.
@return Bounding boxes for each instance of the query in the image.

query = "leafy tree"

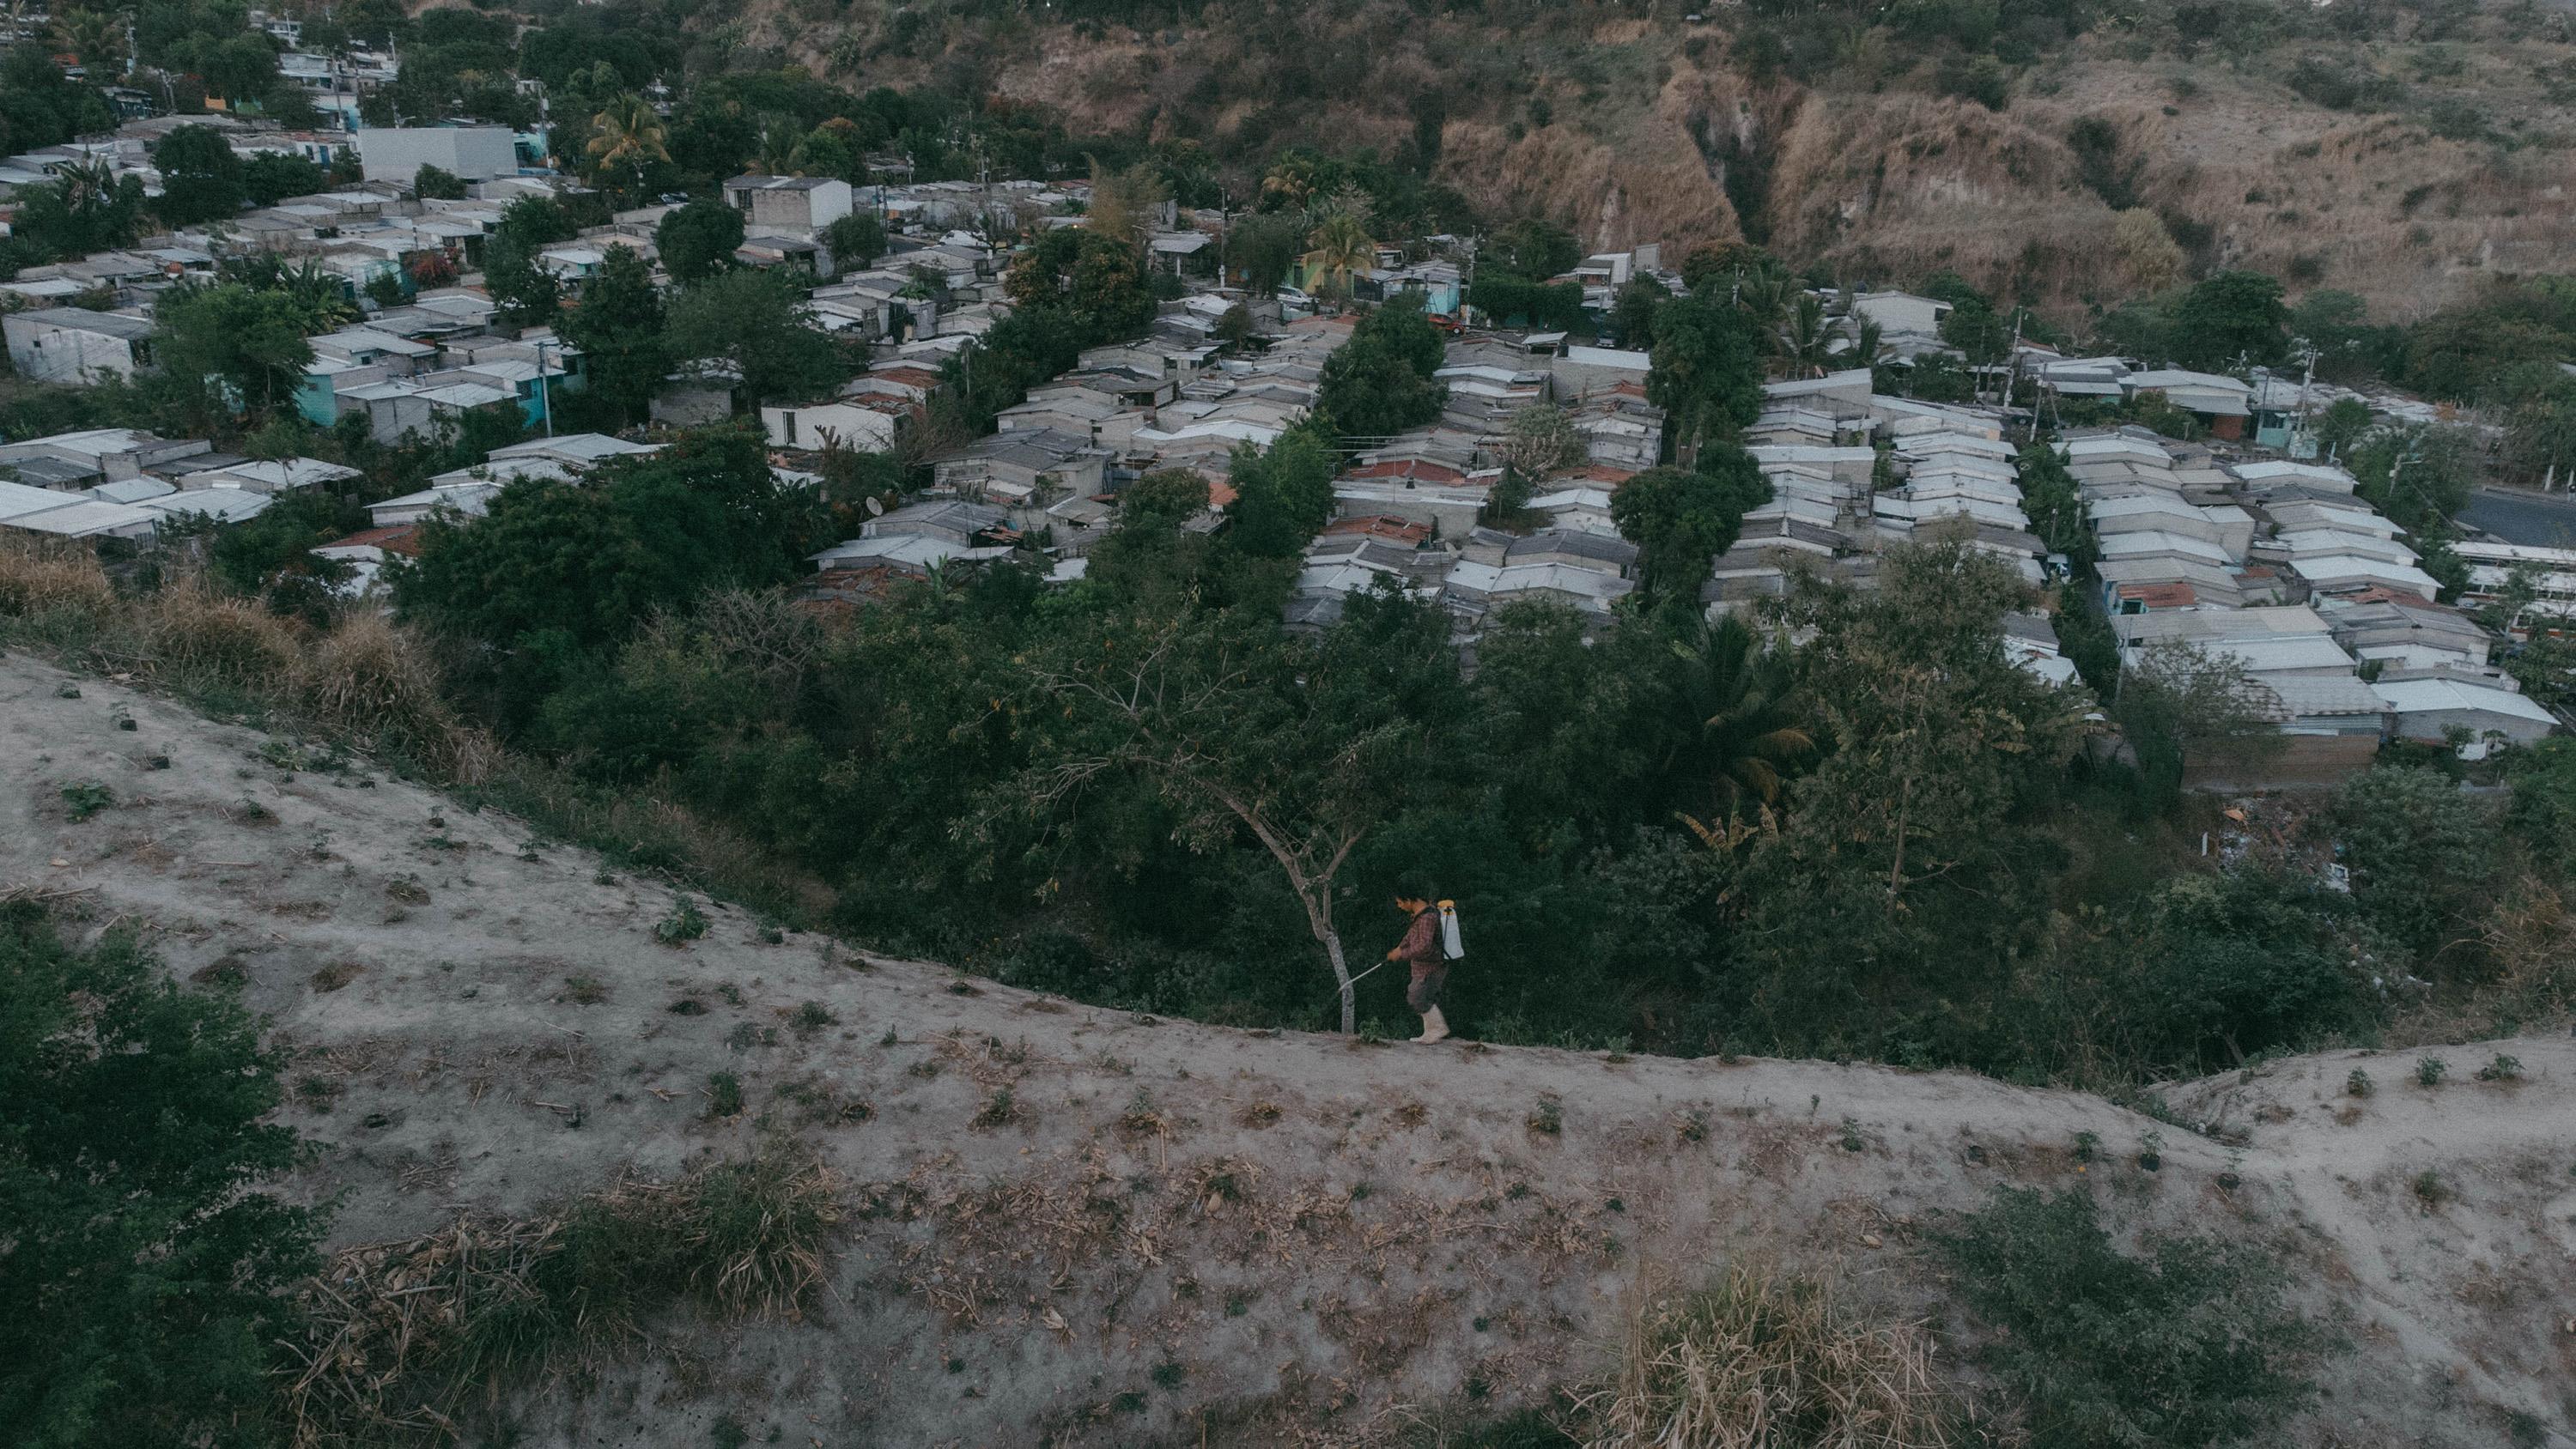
[1120,467,1213,527]
[1647,294,1766,468]
[206,489,361,600]
[1225,210,1305,295]
[982,584,1462,1034]
[1466,274,1584,330]
[2113,640,2284,807]
[395,427,828,658]
[153,282,317,425]
[1315,294,1448,440]
[495,195,579,251]
[1002,225,1156,338]
[2171,269,2288,370]
[2314,396,2372,458]
[2130,871,2359,1069]
[2503,737,2576,870]
[1214,303,1255,352]
[0,902,323,1449]
[557,244,666,424]
[1938,297,2013,369]
[1608,276,1671,350]
[9,160,144,262]
[819,211,885,274]
[240,151,326,207]
[1,44,113,159]
[2324,766,2499,961]
[664,267,846,405]
[1610,454,1770,602]
[1728,543,2083,1057]
[151,124,246,227]
[2014,442,2093,566]
[655,199,746,285]
[1224,424,1338,557]
[480,235,560,330]
[410,163,467,201]
[1497,403,1586,482]
[1483,217,1581,281]
[2504,377,2576,488]
[1935,1188,2324,1449]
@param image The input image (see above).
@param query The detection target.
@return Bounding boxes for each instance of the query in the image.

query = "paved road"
[2462,486,2576,547]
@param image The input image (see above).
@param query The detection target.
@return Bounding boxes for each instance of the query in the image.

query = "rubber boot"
[1413,1007,1449,1044]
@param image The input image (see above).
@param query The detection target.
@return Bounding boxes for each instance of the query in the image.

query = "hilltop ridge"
[7,650,2574,1444]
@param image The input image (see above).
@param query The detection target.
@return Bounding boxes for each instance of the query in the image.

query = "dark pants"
[1407,967,1448,1014]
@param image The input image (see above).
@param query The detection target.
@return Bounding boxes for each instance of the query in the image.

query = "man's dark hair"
[1394,877,1435,902]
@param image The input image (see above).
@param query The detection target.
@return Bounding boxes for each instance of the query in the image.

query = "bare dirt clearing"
[5,651,2572,1446]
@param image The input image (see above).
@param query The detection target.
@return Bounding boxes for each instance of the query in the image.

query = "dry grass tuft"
[281,1153,840,1446]
[137,576,303,688]
[0,538,116,621]
[1575,1261,1963,1449]
[299,611,494,781]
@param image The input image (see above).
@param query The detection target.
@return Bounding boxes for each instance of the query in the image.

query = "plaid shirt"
[1393,909,1441,979]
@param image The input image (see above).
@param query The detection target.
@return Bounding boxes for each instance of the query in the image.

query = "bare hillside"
[749,5,2576,318]
[5,651,2573,1446]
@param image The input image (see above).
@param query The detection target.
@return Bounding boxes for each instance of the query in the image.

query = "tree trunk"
[1322,928,1355,1036]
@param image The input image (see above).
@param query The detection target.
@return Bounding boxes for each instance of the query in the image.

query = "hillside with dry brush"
[710,0,2576,318]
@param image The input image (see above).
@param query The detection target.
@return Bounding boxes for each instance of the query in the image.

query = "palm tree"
[1779,293,1833,379]
[585,93,670,195]
[1850,318,1886,372]
[1302,210,1373,304]
[1260,154,1322,212]
[54,157,121,215]
[1662,615,1814,832]
[1733,264,1791,337]
[280,258,358,330]
[753,112,799,175]
[55,9,125,76]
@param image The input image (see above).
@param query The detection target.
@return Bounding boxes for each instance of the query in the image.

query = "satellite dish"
[865,496,885,516]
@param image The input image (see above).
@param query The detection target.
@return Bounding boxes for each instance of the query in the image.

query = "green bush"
[0,901,323,1447]
[1934,1188,2326,1447]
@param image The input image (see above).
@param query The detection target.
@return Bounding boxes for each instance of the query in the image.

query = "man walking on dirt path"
[1388,891,1451,1044]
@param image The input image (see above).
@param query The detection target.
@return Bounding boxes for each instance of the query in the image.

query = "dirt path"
[5,652,2572,1446]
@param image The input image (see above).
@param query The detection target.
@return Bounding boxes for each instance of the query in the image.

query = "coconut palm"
[1662,615,1814,829]
[1302,210,1374,303]
[1850,318,1886,371]
[55,9,125,75]
[585,92,670,194]
[1778,293,1834,379]
[1260,153,1323,212]
[752,112,799,175]
[1733,264,1791,336]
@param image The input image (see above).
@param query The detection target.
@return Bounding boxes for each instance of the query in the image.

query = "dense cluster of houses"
[0,425,356,537]
[1,39,2561,771]
[2060,427,2555,773]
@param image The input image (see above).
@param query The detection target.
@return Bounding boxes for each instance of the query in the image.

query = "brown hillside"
[734,3,2576,318]
[9,651,2576,1445]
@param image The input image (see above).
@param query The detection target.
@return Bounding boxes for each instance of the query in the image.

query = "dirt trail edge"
[5,653,2571,1448]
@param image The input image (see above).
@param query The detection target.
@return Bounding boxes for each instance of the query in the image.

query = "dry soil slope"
[4,651,2573,1447]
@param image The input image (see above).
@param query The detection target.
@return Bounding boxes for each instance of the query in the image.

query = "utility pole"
[533,337,555,439]
[1998,306,2025,428]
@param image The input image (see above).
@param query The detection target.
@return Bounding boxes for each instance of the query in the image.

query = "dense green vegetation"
[1935,1187,2330,1448]
[0,902,321,1449]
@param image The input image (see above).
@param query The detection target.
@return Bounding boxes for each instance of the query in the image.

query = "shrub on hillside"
[0,901,323,1446]
[1934,1188,2327,1447]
